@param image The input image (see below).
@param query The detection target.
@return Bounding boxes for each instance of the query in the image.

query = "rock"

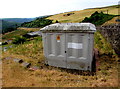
[3,47,7,51]
[4,57,12,60]
[9,45,13,48]
[22,62,31,68]
[29,66,39,71]
[13,58,23,63]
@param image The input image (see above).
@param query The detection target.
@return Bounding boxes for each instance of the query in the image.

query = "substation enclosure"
[40,23,96,71]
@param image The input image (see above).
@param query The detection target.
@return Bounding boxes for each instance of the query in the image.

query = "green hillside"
[21,17,53,28]
[81,11,117,26]
[47,5,119,23]
[1,20,21,34]
[1,18,35,23]
[2,5,119,87]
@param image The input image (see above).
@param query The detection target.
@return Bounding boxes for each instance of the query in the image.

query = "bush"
[81,11,116,26]
[2,42,8,45]
[12,36,27,44]
[21,17,53,28]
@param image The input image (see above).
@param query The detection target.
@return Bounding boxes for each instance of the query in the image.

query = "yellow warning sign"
[57,35,60,42]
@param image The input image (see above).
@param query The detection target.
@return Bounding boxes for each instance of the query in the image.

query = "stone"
[13,58,23,63]
[4,57,12,60]
[29,66,39,71]
[3,47,7,52]
[22,62,31,68]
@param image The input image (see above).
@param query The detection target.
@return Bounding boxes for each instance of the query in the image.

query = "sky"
[0,0,119,18]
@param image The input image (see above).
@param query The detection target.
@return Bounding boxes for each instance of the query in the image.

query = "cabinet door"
[45,33,67,68]
[66,33,90,70]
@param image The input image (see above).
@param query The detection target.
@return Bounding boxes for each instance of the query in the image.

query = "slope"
[47,5,119,23]
[1,18,35,23]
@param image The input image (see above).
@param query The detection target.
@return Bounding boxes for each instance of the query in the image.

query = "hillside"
[103,16,119,25]
[1,4,119,87]
[81,11,117,26]
[47,5,119,23]
[2,29,118,87]
[0,20,21,34]
[21,17,53,28]
[1,18,35,23]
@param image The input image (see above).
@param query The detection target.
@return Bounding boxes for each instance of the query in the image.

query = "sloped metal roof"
[40,23,96,33]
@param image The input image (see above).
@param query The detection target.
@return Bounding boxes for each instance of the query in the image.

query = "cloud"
[0,0,119,18]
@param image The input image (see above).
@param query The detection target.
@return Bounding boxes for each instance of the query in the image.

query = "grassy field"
[2,58,118,87]
[47,5,119,23]
[2,30,29,41]
[2,30,119,87]
[1,4,119,87]
[103,16,119,25]
[17,27,41,32]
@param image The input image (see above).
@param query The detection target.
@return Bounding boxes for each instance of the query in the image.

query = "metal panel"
[66,33,91,70]
[43,33,66,68]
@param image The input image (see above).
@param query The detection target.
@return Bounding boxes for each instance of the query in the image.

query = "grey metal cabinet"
[41,23,96,71]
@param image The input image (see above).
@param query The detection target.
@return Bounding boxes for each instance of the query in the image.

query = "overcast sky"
[0,0,119,18]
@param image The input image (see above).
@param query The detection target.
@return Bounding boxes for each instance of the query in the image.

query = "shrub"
[21,17,53,28]
[81,11,116,26]
[12,36,27,44]
[2,42,8,45]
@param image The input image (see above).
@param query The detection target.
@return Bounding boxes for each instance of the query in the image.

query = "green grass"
[7,36,43,66]
[2,30,29,41]
[81,11,117,26]
[94,31,115,55]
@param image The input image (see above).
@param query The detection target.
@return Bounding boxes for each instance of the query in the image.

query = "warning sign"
[57,35,60,42]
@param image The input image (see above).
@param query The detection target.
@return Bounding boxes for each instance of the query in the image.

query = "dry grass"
[17,27,41,32]
[2,5,119,86]
[47,5,119,23]
[2,52,118,87]
[2,32,119,87]
[5,38,44,66]
[103,16,119,25]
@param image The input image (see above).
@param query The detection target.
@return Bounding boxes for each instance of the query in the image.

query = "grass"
[47,5,119,23]
[2,52,118,87]
[1,4,119,87]
[103,16,119,25]
[5,36,43,66]
[2,30,29,41]
[17,27,41,32]
[94,31,115,55]
[2,31,118,87]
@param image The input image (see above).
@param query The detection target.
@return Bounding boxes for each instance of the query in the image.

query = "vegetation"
[2,31,118,87]
[1,4,119,87]
[2,18,35,23]
[17,27,40,32]
[12,36,27,44]
[2,30,29,41]
[103,16,119,25]
[47,5,119,23]
[1,17,42,34]
[1,20,21,34]
[81,11,117,26]
[94,31,115,55]
[21,17,53,28]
